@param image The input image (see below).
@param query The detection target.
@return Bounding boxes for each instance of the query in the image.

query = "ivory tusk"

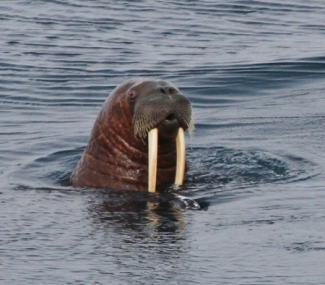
[148,127,186,192]
[175,127,186,185]
[148,128,158,192]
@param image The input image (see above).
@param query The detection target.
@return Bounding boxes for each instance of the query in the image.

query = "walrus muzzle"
[132,92,194,192]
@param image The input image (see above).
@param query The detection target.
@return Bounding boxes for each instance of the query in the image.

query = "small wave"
[10,145,319,208]
[184,147,320,199]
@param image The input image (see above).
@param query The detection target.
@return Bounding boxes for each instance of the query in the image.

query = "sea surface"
[1,1,325,284]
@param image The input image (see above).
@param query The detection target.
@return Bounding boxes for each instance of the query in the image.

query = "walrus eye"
[128,90,137,101]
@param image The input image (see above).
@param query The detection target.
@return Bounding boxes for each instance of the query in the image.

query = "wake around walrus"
[69,78,194,191]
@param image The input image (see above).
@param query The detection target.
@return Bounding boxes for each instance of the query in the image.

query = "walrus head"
[70,78,194,192]
[132,82,194,140]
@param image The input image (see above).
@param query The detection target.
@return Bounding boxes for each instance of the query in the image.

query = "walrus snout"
[133,92,194,139]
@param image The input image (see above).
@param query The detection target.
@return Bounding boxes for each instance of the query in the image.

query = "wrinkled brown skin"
[69,78,191,191]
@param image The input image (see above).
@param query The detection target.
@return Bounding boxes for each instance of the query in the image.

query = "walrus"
[69,78,194,192]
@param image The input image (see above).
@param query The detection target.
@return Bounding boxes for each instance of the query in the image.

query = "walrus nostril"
[160,88,167,94]
[168,88,176,94]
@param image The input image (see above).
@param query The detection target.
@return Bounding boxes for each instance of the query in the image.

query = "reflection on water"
[88,191,188,238]
[85,190,193,282]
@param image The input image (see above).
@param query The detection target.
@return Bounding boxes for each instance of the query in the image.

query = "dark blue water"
[1,1,325,284]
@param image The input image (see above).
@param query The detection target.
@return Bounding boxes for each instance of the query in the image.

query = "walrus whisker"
[133,108,157,139]
[133,98,193,139]
[187,120,195,137]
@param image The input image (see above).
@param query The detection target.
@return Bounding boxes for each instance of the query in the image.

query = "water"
[1,1,325,284]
